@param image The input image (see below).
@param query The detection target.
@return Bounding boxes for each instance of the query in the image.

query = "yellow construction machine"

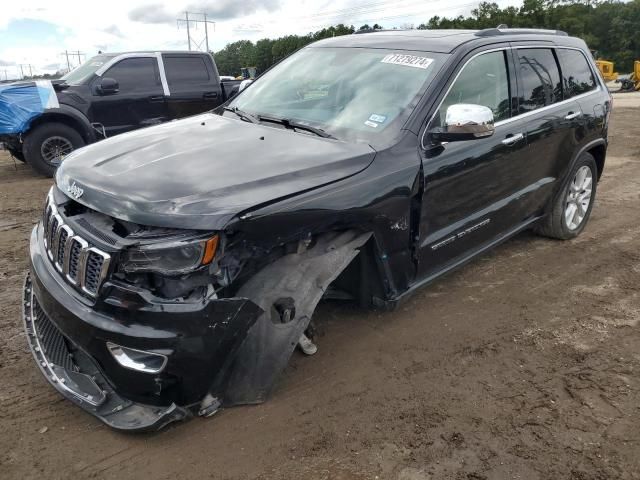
[619,60,640,92]
[595,60,618,82]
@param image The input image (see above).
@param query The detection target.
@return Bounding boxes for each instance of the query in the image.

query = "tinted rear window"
[516,48,562,113]
[556,48,597,98]
[164,56,210,85]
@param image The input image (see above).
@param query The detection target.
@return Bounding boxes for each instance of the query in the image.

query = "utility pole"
[177,12,216,52]
[60,50,84,72]
[185,12,191,51]
[204,13,209,53]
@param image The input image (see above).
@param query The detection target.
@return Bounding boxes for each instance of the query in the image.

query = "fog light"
[106,342,168,374]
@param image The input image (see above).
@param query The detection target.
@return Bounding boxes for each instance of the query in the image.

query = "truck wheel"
[23,123,85,177]
[535,152,597,240]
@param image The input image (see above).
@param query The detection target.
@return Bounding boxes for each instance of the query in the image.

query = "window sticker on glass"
[364,120,379,128]
[369,114,387,123]
[381,54,434,69]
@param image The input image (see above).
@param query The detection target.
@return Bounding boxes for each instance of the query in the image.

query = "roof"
[311,28,582,54]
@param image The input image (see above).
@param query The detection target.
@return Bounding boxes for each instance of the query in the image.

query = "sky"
[0,0,517,80]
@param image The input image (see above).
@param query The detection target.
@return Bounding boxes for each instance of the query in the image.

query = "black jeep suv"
[24,28,611,431]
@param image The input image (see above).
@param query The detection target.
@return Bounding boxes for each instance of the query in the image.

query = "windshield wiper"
[223,106,259,124]
[257,115,337,139]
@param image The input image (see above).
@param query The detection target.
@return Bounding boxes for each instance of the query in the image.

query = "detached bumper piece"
[22,274,189,432]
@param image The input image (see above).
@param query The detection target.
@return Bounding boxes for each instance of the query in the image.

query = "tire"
[534,152,597,240]
[23,122,85,177]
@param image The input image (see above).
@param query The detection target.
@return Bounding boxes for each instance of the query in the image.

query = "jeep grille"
[43,194,111,297]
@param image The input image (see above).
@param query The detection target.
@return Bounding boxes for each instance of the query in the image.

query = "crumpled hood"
[56,113,376,229]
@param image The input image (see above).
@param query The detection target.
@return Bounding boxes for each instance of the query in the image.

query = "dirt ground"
[1,95,639,480]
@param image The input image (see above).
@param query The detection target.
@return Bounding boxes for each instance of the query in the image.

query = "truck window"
[556,48,597,98]
[164,56,210,85]
[103,57,161,93]
[436,50,511,124]
[516,49,562,113]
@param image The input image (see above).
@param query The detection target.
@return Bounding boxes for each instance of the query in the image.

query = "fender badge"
[67,181,84,199]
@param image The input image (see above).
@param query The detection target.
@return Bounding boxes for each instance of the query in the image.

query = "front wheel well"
[329,236,388,308]
[27,113,91,144]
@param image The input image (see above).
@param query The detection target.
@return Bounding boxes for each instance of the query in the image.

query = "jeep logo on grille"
[67,181,84,199]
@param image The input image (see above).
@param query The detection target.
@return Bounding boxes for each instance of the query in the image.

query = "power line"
[177,12,216,52]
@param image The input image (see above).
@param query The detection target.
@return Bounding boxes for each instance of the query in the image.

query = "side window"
[164,56,210,85]
[556,49,597,98]
[103,57,161,93]
[436,50,510,125]
[516,49,562,113]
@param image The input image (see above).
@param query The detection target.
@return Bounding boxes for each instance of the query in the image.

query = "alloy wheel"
[40,136,74,166]
[564,165,593,230]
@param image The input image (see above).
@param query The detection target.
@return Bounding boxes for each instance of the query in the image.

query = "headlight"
[122,234,218,275]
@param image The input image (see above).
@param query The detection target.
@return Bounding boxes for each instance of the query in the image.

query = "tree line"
[213,0,640,76]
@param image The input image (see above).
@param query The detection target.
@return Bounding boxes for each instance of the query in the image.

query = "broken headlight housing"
[122,234,218,276]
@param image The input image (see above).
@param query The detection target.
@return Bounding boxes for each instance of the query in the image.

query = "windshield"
[61,55,115,85]
[229,47,447,142]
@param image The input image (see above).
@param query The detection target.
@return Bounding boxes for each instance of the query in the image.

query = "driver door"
[417,48,532,279]
[89,56,168,137]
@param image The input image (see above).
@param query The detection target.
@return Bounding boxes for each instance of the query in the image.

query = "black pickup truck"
[0,51,241,176]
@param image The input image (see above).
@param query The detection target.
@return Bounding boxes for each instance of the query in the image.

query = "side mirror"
[430,104,495,143]
[238,79,253,92]
[98,77,119,95]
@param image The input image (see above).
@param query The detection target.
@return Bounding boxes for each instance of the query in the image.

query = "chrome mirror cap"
[444,103,495,138]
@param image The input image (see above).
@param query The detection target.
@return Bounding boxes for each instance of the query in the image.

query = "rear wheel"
[23,123,85,177]
[535,152,597,240]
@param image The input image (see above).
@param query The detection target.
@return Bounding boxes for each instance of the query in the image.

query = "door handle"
[148,95,165,102]
[501,133,524,146]
[565,111,581,120]
[203,91,219,99]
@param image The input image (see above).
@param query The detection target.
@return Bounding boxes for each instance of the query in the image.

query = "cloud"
[233,23,264,34]
[186,0,282,21]
[103,25,125,38]
[0,59,16,66]
[128,4,176,24]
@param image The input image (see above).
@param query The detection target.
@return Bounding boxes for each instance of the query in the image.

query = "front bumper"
[23,274,189,431]
[25,224,263,431]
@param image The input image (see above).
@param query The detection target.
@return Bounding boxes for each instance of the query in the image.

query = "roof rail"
[354,28,387,34]
[476,27,568,37]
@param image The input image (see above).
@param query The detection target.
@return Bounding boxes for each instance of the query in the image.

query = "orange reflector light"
[201,235,219,265]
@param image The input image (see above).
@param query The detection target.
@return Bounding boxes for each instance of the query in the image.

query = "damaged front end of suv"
[22,38,441,431]
[25,182,377,431]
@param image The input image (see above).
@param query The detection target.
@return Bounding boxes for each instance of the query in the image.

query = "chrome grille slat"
[62,230,75,276]
[55,225,73,272]
[43,193,111,298]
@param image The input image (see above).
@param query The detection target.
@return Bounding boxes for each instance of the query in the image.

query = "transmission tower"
[177,12,216,52]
